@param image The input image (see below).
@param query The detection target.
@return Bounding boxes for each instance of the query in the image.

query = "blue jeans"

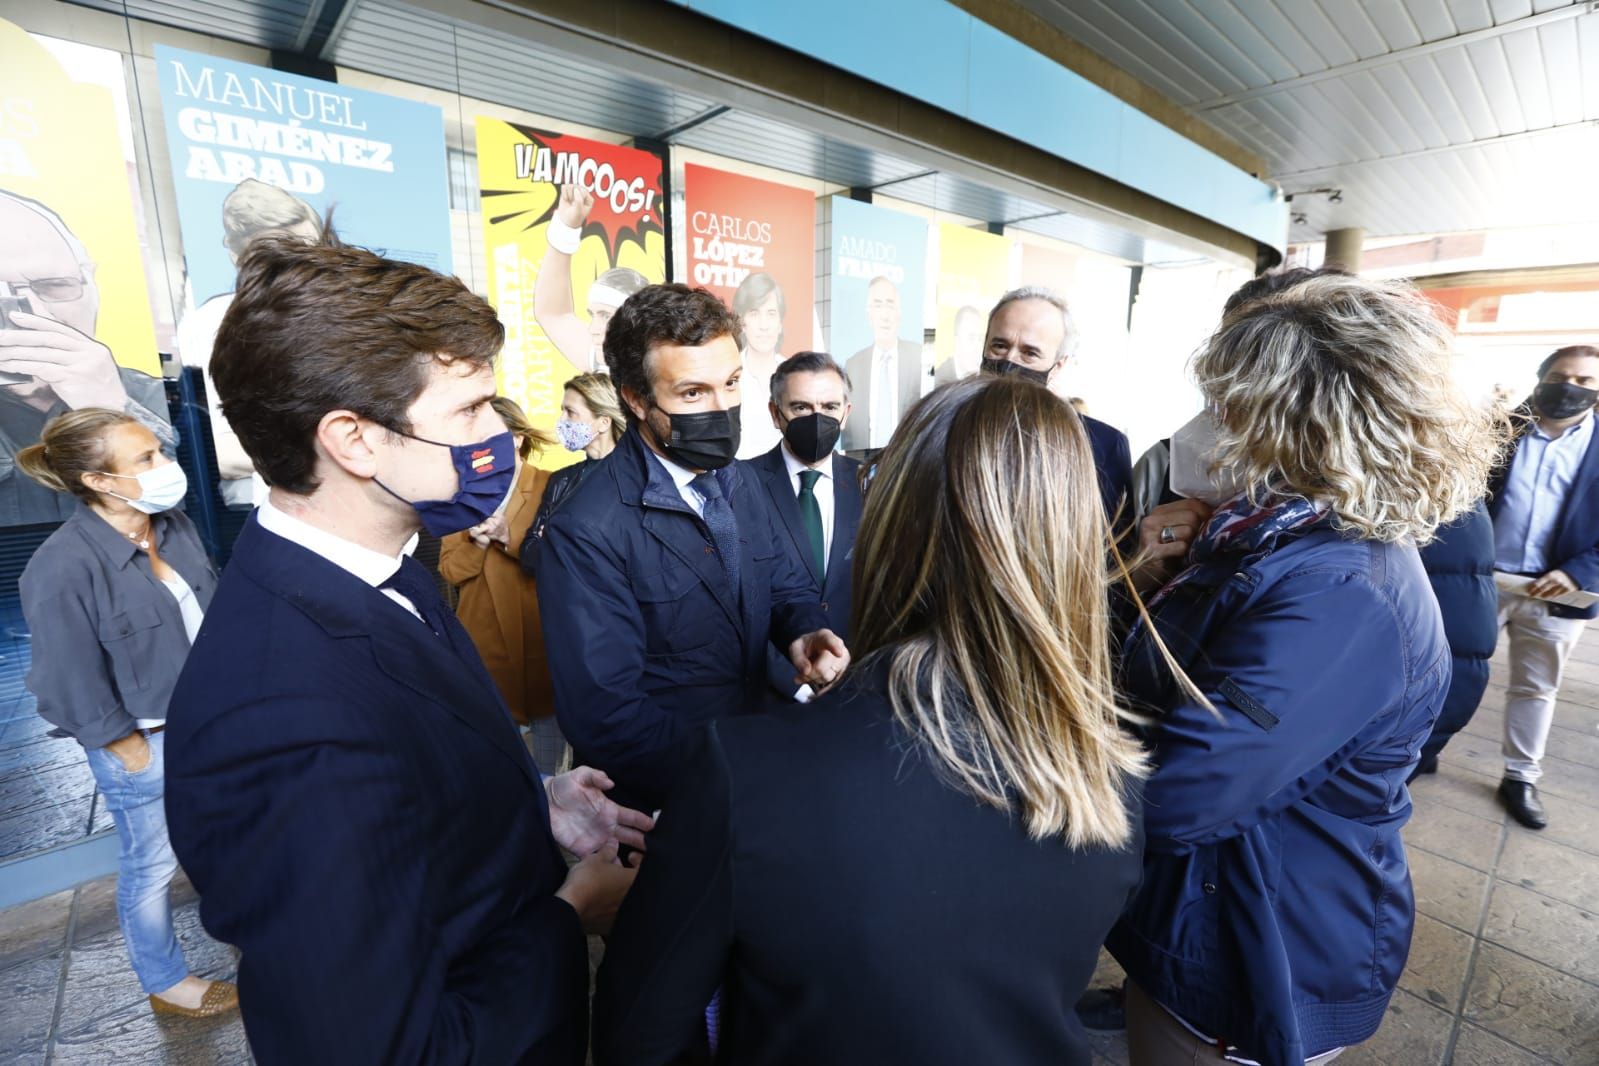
[84,730,188,995]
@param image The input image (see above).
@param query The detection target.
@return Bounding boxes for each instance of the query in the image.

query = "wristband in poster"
[546,218,581,255]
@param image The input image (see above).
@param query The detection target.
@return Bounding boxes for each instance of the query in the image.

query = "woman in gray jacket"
[18,408,238,1019]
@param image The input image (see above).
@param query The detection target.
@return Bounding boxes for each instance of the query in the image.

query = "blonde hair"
[563,372,625,446]
[1195,272,1505,544]
[489,395,553,459]
[16,408,138,502]
[852,377,1148,848]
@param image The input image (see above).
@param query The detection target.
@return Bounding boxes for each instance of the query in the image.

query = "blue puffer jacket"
[1417,502,1497,763]
[1109,526,1450,1066]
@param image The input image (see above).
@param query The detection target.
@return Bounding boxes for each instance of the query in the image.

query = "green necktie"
[798,469,826,578]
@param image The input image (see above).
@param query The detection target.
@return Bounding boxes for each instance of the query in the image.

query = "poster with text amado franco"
[933,224,1012,386]
[0,21,169,527]
[155,45,452,507]
[682,163,815,459]
[475,119,666,468]
[829,197,928,454]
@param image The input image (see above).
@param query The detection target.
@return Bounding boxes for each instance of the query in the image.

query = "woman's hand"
[104,730,151,773]
[1129,499,1214,596]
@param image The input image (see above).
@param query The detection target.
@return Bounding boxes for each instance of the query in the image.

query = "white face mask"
[1168,410,1246,506]
[93,461,188,514]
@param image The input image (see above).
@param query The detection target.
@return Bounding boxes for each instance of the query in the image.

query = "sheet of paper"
[1493,571,1599,610]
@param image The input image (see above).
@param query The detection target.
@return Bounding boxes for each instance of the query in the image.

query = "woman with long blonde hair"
[1114,270,1504,1066]
[591,376,1147,1066]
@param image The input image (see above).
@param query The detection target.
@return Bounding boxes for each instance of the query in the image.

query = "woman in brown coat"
[438,397,566,771]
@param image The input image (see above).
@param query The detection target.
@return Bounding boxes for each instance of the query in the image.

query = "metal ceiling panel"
[1033,1,1593,238]
[71,0,316,49]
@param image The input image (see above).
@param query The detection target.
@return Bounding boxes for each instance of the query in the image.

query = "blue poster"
[829,196,928,452]
[154,45,452,505]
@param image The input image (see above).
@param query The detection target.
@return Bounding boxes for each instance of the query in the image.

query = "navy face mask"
[375,428,518,537]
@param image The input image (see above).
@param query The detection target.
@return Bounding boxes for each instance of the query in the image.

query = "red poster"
[683,163,815,355]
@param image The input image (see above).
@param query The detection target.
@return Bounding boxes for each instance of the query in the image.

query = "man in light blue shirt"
[1487,345,1599,830]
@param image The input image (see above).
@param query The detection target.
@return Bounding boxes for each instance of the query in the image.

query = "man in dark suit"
[538,284,849,813]
[164,236,648,1065]
[979,286,1133,533]
[741,350,863,706]
[843,275,923,453]
[1487,344,1599,829]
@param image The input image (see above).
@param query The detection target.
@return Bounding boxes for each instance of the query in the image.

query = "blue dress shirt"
[1493,414,1594,574]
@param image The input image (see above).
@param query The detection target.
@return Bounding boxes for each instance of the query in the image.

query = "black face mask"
[1533,381,1599,421]
[653,404,741,470]
[980,357,1050,386]
[780,412,841,465]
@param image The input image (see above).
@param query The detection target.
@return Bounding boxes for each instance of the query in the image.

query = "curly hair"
[1194,271,1505,544]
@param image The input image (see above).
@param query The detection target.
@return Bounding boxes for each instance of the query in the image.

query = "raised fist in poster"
[534,182,647,374]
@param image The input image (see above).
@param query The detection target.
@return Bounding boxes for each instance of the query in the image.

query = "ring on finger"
[1159,526,1177,544]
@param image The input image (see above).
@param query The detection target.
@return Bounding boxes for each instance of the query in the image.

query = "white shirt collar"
[646,446,703,493]
[256,495,410,589]
[781,442,832,481]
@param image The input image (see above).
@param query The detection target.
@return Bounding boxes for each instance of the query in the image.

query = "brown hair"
[852,377,1148,848]
[562,372,625,446]
[212,234,505,494]
[16,408,138,502]
[489,395,553,459]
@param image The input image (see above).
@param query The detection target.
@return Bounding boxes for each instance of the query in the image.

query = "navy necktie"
[381,556,454,639]
[691,471,741,594]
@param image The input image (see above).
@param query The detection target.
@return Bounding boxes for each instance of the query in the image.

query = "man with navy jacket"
[538,285,848,812]
[741,351,863,706]
[1489,344,1599,829]
[164,235,648,1064]
[978,287,1133,534]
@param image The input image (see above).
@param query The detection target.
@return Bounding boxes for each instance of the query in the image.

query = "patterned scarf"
[1146,492,1331,613]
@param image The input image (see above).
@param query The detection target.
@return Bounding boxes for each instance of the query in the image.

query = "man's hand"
[1528,569,1579,600]
[555,184,595,230]
[104,730,151,773]
[467,514,509,550]
[789,629,849,694]
[0,312,130,410]
[555,844,640,936]
[546,766,655,855]
[1130,498,1215,596]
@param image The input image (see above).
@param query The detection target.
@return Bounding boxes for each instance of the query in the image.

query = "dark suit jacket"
[743,443,862,701]
[843,340,924,452]
[1487,412,1599,620]
[537,430,829,810]
[593,661,1144,1066]
[1082,413,1134,537]
[165,516,586,1065]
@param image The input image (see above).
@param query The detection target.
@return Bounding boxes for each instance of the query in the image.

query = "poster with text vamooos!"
[475,119,665,468]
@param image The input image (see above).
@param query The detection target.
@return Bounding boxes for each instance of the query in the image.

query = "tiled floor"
[1,630,1596,1064]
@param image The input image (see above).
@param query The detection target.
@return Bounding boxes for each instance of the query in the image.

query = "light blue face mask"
[94,461,188,514]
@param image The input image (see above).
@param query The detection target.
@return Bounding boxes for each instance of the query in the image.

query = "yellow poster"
[0,22,159,376]
[475,117,666,469]
[933,224,1012,382]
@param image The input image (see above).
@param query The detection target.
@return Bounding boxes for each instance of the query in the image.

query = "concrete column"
[1324,227,1365,272]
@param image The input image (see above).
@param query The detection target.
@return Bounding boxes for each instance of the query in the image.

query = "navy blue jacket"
[165,516,586,1065]
[1417,502,1497,762]
[1083,413,1134,534]
[742,443,862,702]
[537,430,830,810]
[1487,414,1599,619]
[1109,526,1449,1066]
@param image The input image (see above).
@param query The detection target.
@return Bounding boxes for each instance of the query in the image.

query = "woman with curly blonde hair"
[1111,269,1504,1066]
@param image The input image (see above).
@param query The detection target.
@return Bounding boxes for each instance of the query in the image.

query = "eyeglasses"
[15,277,85,303]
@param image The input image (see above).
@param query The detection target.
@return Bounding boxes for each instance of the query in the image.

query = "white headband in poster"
[587,282,630,311]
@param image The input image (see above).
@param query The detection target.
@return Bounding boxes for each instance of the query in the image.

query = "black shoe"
[1407,754,1439,783]
[1074,985,1126,1032]
[1498,778,1548,830]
